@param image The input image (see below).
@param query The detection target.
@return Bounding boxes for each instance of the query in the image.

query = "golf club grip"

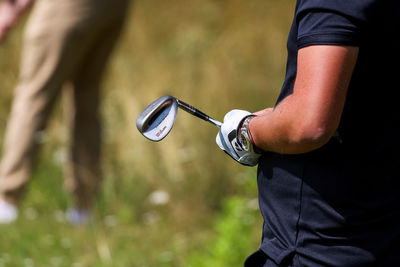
[176,99,222,127]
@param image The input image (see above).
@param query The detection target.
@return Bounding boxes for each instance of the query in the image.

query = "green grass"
[0,0,293,266]
[1,157,262,266]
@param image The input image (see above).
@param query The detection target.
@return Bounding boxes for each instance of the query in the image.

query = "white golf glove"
[216,109,261,166]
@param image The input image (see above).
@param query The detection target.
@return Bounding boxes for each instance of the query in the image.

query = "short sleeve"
[295,0,378,48]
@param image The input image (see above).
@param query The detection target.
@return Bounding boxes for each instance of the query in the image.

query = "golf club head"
[136,95,178,141]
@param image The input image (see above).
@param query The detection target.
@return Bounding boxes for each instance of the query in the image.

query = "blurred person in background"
[0,0,130,224]
[216,0,400,266]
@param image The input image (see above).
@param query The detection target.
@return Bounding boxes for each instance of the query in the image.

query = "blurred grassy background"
[0,0,294,266]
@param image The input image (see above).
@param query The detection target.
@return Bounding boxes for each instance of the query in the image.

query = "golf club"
[136,95,222,141]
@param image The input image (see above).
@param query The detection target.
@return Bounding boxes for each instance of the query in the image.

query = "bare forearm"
[250,97,334,154]
[249,45,358,155]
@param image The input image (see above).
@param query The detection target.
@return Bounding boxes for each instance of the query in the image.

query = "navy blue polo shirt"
[256,0,400,266]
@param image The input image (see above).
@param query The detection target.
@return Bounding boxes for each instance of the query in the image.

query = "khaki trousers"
[0,0,129,209]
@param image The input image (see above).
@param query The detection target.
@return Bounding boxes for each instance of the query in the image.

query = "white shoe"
[66,208,91,225]
[0,197,18,224]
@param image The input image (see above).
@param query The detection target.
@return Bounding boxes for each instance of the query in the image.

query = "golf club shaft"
[176,99,222,128]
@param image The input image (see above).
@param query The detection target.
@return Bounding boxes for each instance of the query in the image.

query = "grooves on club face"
[136,95,178,142]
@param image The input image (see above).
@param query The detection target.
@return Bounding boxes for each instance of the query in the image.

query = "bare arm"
[0,0,35,42]
[250,45,359,154]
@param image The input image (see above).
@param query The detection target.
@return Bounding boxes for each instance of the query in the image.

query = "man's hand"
[0,0,34,43]
[216,109,261,166]
[0,1,18,42]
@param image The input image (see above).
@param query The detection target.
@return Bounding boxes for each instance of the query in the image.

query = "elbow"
[288,122,336,152]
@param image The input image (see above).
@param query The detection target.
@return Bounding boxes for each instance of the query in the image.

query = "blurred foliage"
[188,168,261,267]
[0,0,294,266]
[188,197,260,267]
